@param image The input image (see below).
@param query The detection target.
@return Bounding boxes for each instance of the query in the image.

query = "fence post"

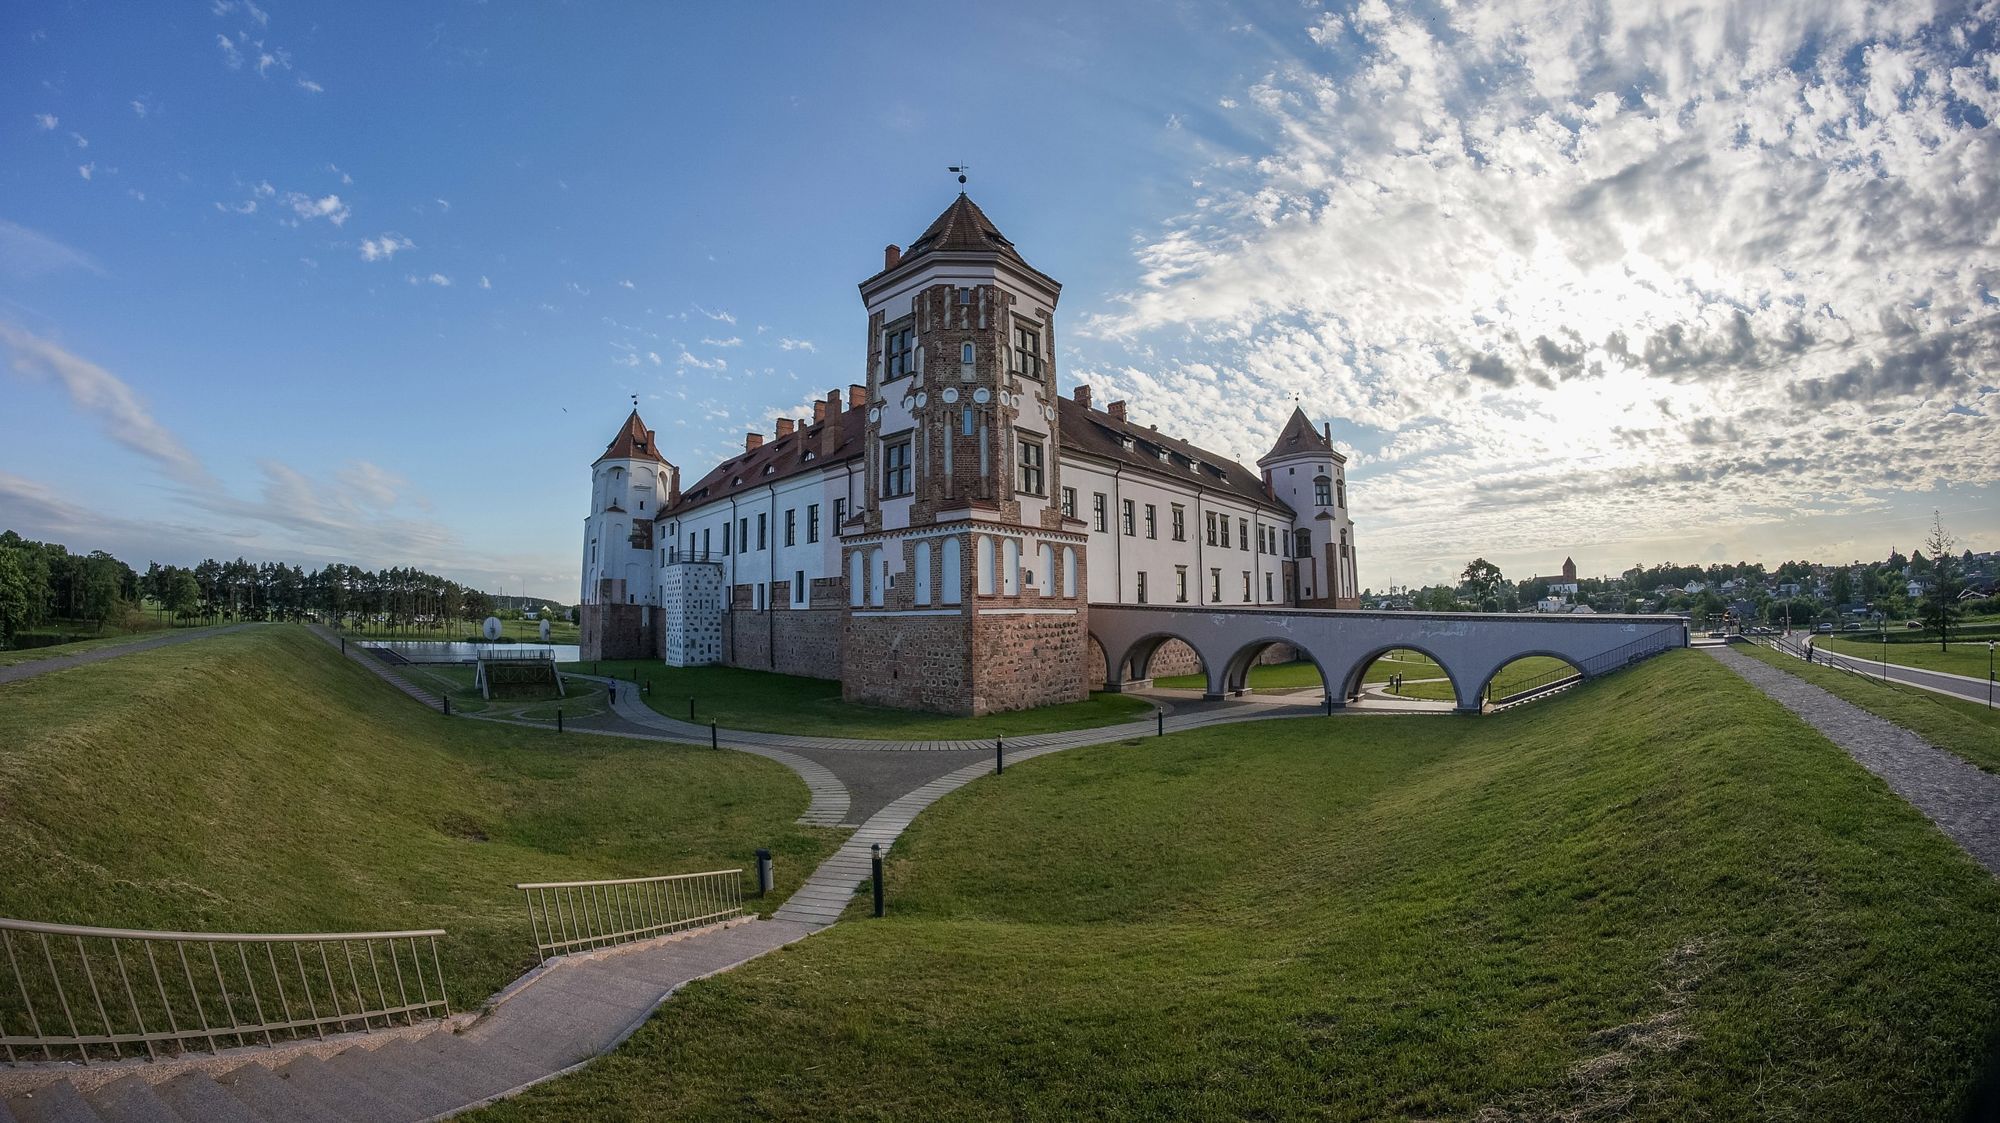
[871,844,884,918]
[756,849,773,897]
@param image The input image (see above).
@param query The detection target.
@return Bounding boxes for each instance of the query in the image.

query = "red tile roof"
[661,407,865,516]
[595,409,667,465]
[1258,406,1338,464]
[1058,397,1292,515]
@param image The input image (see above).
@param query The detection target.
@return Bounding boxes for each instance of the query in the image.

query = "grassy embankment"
[1737,642,2000,773]
[572,658,1154,739]
[0,628,844,1007]
[1154,648,1444,693]
[1820,630,1999,681]
[481,650,2000,1121]
[0,624,213,668]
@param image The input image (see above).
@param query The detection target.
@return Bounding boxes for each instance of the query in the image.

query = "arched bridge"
[1089,605,1688,712]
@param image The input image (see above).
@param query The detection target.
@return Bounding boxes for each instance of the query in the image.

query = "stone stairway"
[0,918,814,1123]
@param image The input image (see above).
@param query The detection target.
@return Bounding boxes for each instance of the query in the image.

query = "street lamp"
[1988,640,1995,711]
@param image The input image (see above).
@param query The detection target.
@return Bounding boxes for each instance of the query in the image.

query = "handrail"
[2,916,450,1067]
[517,869,746,962]
[0,918,445,944]
[515,869,742,891]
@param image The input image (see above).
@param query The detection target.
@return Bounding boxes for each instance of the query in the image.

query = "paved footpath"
[0,623,257,686]
[1708,646,2000,876]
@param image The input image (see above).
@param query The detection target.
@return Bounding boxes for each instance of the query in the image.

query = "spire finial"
[948,163,970,187]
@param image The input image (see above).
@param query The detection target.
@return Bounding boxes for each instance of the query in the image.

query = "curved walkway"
[0,623,257,686]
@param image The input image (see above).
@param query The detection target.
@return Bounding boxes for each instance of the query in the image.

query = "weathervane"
[630,393,638,409]
[948,163,970,186]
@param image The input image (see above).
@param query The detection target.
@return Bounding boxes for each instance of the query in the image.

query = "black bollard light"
[711,720,718,750]
[756,848,773,897]
[871,844,885,918]
[996,738,1004,774]
[443,695,451,717]
[1157,710,1164,737]
[689,697,696,721]
[1324,693,1333,717]
[556,707,564,733]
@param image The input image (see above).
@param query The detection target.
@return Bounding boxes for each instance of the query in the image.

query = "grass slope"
[1738,642,2000,773]
[0,625,202,668]
[480,651,2000,1121]
[575,658,1154,739]
[1821,633,1999,681]
[0,627,844,1007]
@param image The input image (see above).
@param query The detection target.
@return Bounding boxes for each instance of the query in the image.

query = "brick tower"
[840,195,1090,714]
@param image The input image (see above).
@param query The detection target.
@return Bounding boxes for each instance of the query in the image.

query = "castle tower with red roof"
[579,409,677,659]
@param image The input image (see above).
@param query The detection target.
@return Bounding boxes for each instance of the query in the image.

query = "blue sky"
[4,1,1996,600]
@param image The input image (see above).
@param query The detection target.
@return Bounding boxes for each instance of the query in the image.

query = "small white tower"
[580,409,676,607]
[1258,408,1358,608]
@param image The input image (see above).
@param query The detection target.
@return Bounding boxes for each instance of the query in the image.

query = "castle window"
[1315,476,1332,506]
[794,570,806,605]
[703,527,711,557]
[1172,504,1186,542]
[722,523,731,556]
[1206,512,1218,546]
[784,508,796,547]
[1002,538,1020,596]
[884,326,915,379]
[976,536,995,596]
[1062,547,1077,598]
[957,286,974,304]
[915,541,933,606]
[1012,325,1042,379]
[1144,504,1157,539]
[1176,566,1188,603]
[1121,499,1135,536]
[1061,487,1076,520]
[1238,518,1249,551]
[807,503,820,543]
[1038,543,1055,598]
[1017,439,1045,496]
[883,439,913,497]
[739,518,749,553]
[942,538,963,604]
[1295,528,1312,560]
[1337,478,1346,509]
[1093,493,1107,532]
[757,512,767,550]
[961,342,975,364]
[1265,572,1274,601]
[1136,571,1148,604]
[1210,568,1222,602]
[1242,572,1252,602]
[1340,528,1350,557]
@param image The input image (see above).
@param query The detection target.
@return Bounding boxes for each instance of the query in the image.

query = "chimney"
[826,389,842,414]
[1107,400,1128,422]
[745,433,763,453]
[813,400,828,424]
[776,418,795,438]
[884,244,902,271]
[1074,384,1092,410]
[667,465,681,505]
[1323,423,1332,444]
[848,383,866,409]
[646,429,657,449]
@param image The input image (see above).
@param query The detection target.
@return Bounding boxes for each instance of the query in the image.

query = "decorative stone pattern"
[658,562,723,667]
[580,602,654,662]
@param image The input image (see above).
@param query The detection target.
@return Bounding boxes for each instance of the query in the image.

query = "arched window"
[1038,543,1055,598]
[942,537,963,604]
[1336,476,1345,509]
[870,548,887,607]
[849,550,865,607]
[914,540,933,606]
[1062,546,1078,598]
[976,536,995,596]
[1002,539,1020,596]
[1314,475,1332,506]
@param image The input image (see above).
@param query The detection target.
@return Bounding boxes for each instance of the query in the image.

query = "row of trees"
[0,530,506,642]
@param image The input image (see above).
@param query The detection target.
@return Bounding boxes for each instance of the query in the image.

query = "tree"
[164,571,201,622]
[1460,558,1503,607]
[0,549,30,641]
[1829,569,1853,609]
[1921,511,1962,652]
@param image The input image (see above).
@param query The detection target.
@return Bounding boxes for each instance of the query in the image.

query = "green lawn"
[479,651,2000,1121]
[1382,655,1578,703]
[398,663,613,723]
[1820,634,1998,682]
[0,624,205,667]
[572,659,1154,739]
[1738,642,2000,773]
[0,628,844,1009]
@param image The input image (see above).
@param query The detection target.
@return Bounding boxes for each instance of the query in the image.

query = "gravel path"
[0,623,258,686]
[1708,646,2000,876]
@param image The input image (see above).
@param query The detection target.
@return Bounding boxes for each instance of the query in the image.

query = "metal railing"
[476,647,558,663]
[517,870,746,962]
[1,918,448,1066]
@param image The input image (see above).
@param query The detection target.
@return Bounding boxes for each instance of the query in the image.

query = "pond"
[362,640,582,664]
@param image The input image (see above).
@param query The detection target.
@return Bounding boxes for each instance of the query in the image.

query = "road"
[1791,635,1998,708]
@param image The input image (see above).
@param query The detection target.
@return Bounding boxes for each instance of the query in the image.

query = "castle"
[579,195,1359,714]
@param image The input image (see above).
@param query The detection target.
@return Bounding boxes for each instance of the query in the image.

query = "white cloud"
[646,351,662,365]
[69,132,87,149]
[1080,0,2000,588]
[211,0,268,27]
[777,338,816,352]
[129,98,149,118]
[253,180,275,197]
[77,163,93,181]
[695,305,735,324]
[676,346,727,371]
[618,279,635,289]
[284,192,347,225]
[478,275,491,289]
[0,220,101,280]
[358,233,413,262]
[327,163,352,185]
[435,198,450,211]
[0,323,212,486]
[216,34,242,68]
[297,78,324,93]
[406,272,452,287]
[34,113,57,130]
[701,336,743,348]
[215,200,257,214]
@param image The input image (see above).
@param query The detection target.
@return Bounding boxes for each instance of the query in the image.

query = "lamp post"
[1988,641,1995,711]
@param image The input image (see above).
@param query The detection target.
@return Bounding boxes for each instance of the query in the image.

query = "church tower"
[840,195,1089,714]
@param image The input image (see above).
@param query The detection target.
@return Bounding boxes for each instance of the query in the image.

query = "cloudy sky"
[3,1,1995,600]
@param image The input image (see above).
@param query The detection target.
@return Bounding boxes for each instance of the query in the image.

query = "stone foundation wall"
[1088,636,1298,688]
[580,602,654,662]
[842,610,973,712]
[725,578,845,681]
[969,608,1089,714]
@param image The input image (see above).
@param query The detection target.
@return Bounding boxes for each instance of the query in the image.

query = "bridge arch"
[1474,650,1586,707]
[1096,629,1224,697]
[1336,643,1472,711]
[1218,637,1332,701]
